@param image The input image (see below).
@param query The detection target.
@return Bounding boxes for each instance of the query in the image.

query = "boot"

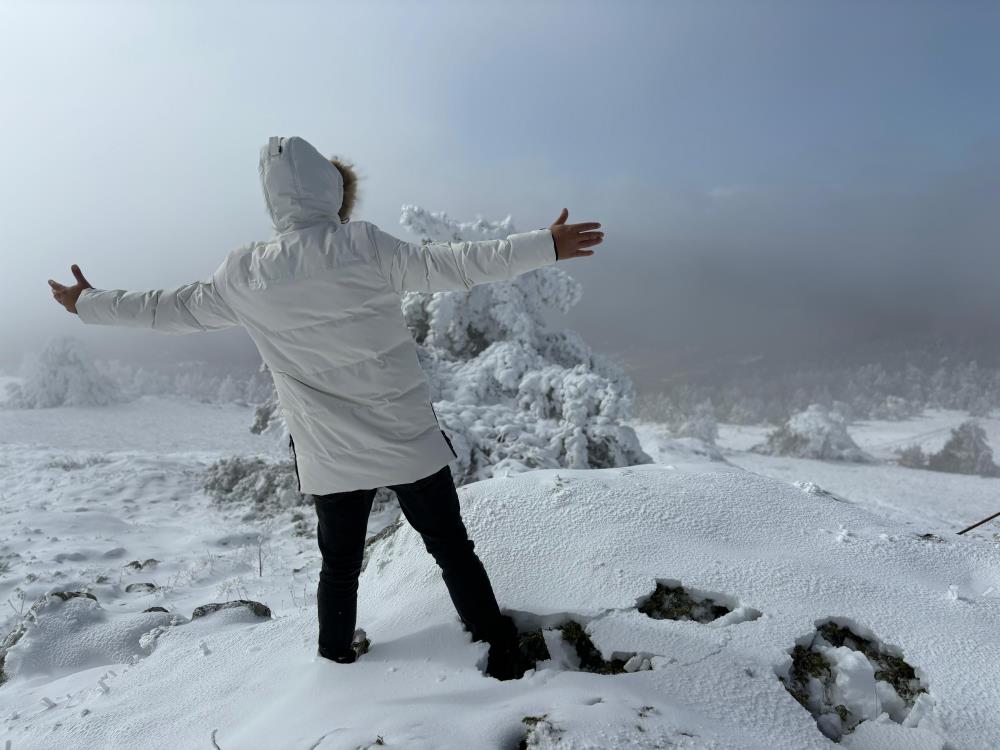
[483,615,527,681]
[318,628,369,663]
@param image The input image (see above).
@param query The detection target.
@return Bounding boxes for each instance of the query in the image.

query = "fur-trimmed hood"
[258,136,343,233]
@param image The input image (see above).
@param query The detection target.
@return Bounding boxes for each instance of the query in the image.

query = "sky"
[2,0,998,392]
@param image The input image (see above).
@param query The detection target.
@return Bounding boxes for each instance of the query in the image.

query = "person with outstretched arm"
[48,135,604,680]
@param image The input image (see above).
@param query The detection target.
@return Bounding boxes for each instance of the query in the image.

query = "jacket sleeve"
[75,261,240,334]
[366,222,558,294]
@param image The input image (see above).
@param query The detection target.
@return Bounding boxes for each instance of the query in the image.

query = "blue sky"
[2,0,998,386]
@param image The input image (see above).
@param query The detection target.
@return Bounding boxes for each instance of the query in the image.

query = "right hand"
[47,264,93,315]
[549,208,604,260]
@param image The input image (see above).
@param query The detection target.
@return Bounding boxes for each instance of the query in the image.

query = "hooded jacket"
[75,136,558,494]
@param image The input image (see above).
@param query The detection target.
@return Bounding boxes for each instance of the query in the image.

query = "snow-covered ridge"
[2,450,996,749]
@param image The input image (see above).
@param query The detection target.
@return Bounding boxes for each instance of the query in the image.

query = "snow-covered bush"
[201,456,302,518]
[753,404,874,463]
[925,421,999,477]
[4,336,121,408]
[895,444,928,469]
[246,206,651,487]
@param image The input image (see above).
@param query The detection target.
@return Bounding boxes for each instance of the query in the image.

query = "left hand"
[48,265,93,314]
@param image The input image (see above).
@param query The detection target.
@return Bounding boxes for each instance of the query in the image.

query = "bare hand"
[549,208,603,261]
[48,265,93,315]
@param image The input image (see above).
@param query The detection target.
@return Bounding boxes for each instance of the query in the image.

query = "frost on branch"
[397,205,650,484]
[753,404,874,463]
[4,336,121,409]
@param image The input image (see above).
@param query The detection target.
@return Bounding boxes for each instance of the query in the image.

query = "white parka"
[76,136,558,494]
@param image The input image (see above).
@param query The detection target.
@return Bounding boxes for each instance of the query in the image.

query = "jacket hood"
[259,136,343,233]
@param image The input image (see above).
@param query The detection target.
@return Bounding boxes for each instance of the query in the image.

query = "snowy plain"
[0,391,997,749]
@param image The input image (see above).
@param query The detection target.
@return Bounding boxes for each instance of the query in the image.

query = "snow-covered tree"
[390,205,650,483]
[4,336,121,408]
[753,404,874,462]
[247,206,651,486]
[870,395,920,421]
[215,375,244,405]
[673,399,718,445]
[926,421,999,477]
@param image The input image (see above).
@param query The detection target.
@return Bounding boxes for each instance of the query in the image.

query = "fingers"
[568,222,601,232]
[71,264,90,287]
[552,208,568,225]
[48,279,66,291]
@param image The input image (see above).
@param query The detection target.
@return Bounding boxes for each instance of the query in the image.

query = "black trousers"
[309,462,507,659]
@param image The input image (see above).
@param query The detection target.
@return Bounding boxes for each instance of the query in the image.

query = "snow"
[0,400,998,748]
[706,411,1000,532]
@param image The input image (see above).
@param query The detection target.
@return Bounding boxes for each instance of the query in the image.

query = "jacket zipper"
[289,434,302,493]
[430,403,458,459]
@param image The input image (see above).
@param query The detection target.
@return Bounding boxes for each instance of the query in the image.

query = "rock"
[124,558,160,571]
[48,591,98,603]
[190,600,272,620]
[143,606,170,613]
[125,582,158,593]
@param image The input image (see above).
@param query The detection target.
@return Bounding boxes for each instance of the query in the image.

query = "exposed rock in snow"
[190,600,272,621]
[754,404,875,462]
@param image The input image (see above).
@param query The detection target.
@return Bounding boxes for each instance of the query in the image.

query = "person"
[47,135,604,680]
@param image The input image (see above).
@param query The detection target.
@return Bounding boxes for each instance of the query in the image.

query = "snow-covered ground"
[0,397,997,749]
[709,411,1000,533]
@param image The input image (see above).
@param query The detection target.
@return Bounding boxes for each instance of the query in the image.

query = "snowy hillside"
[1,399,998,749]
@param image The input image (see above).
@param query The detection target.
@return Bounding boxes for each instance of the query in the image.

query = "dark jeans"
[309,463,507,659]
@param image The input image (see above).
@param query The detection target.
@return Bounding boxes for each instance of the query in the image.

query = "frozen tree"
[94,359,171,399]
[215,375,244,405]
[245,206,651,487]
[926,421,1000,477]
[753,404,874,463]
[394,205,650,484]
[4,336,121,408]
[673,399,718,445]
[870,395,921,421]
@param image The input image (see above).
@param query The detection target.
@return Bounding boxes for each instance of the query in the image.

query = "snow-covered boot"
[318,628,370,663]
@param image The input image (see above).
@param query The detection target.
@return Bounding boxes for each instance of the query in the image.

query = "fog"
[2,0,998,393]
